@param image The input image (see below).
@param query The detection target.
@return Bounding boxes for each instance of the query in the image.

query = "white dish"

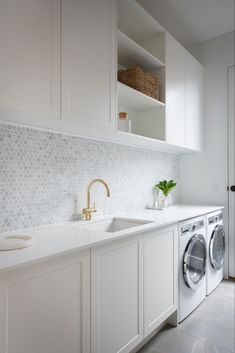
[0,235,33,251]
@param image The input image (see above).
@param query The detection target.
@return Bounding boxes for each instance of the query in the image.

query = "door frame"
[227,65,235,278]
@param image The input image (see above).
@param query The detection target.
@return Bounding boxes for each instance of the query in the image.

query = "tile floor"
[138,280,235,353]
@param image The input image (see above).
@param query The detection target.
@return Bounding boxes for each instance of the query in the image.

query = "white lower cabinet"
[0,250,90,353]
[0,225,178,353]
[91,236,144,353]
[144,225,178,336]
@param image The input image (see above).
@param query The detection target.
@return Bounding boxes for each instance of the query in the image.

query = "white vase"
[162,196,168,208]
[167,193,173,206]
[158,192,173,208]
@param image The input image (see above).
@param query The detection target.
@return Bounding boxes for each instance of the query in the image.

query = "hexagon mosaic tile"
[0,123,179,233]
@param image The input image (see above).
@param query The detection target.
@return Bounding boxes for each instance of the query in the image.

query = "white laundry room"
[0,1,234,353]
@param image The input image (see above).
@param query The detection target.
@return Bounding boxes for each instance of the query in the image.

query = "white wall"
[180,31,235,277]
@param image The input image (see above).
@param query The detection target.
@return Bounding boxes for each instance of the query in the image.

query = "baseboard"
[130,321,166,353]
[130,310,178,353]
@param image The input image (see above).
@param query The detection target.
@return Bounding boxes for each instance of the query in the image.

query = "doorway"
[228,65,235,278]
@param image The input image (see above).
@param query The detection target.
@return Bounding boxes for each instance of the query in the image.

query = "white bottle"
[118,112,132,133]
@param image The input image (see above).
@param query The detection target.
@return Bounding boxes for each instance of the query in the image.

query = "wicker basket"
[118,67,160,101]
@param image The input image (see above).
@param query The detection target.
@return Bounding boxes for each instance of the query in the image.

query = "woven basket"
[118,67,160,101]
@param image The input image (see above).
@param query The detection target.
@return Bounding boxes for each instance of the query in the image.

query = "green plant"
[154,180,177,197]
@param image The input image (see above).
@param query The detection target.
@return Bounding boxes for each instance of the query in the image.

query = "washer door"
[183,234,207,289]
[209,225,225,270]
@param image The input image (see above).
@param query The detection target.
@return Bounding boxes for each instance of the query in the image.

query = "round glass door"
[183,234,207,289]
[209,225,225,270]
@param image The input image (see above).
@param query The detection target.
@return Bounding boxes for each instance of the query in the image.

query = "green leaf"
[154,179,177,197]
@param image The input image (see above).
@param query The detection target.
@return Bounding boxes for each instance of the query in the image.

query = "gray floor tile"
[203,341,234,353]
[180,316,234,352]
[180,281,235,352]
[138,325,208,353]
[137,346,162,353]
[138,280,235,353]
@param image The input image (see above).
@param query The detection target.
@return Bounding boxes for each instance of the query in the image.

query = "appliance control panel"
[181,219,204,235]
[208,213,223,225]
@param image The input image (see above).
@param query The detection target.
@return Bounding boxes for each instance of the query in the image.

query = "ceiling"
[137,0,234,48]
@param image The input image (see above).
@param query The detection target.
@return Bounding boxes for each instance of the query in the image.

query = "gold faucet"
[83,179,111,221]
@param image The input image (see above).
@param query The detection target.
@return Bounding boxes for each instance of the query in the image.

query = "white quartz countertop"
[0,205,223,274]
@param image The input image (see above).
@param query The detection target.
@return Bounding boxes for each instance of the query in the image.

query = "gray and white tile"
[0,122,179,232]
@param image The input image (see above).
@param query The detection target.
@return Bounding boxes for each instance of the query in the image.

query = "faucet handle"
[82,206,97,221]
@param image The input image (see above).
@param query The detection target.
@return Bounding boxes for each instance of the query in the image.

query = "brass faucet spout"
[83,179,111,221]
[87,179,110,203]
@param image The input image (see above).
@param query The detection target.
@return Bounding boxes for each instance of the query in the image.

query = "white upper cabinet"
[0,0,60,119]
[185,54,203,151]
[61,0,116,131]
[117,1,203,152]
[165,36,186,147]
[165,35,203,150]
[0,0,203,153]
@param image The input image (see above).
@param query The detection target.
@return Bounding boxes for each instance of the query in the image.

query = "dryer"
[178,216,207,322]
[206,211,225,295]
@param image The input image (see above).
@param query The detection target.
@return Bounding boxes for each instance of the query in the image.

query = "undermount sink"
[81,217,153,233]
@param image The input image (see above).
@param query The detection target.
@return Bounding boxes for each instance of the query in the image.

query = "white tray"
[0,235,33,251]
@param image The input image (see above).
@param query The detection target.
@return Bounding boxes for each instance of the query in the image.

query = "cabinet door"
[91,236,143,353]
[144,225,178,336]
[185,54,203,151]
[165,37,186,147]
[61,0,116,132]
[0,0,60,119]
[0,251,90,353]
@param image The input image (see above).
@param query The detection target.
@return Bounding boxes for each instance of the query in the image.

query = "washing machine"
[206,210,225,295]
[178,216,207,322]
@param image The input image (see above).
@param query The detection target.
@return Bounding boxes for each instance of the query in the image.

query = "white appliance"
[206,211,225,295]
[178,216,207,322]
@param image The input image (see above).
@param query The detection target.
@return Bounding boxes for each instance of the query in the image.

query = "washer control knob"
[181,226,189,235]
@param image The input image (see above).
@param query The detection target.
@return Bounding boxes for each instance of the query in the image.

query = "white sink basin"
[81,217,153,233]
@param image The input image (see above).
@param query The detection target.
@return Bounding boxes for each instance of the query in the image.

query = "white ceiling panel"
[137,0,234,47]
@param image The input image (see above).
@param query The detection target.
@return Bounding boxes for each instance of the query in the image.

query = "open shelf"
[118,0,164,42]
[117,81,165,111]
[118,31,165,70]
[117,130,164,142]
[115,130,195,154]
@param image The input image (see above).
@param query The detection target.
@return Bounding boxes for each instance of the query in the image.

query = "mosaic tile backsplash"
[0,123,179,233]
